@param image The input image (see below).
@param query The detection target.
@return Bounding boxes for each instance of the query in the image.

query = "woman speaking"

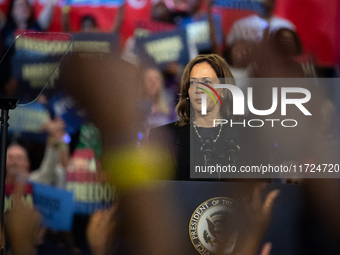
[149,53,269,181]
[149,54,258,181]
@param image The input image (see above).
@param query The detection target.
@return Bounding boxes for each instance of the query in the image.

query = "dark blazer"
[149,122,191,180]
[149,121,271,181]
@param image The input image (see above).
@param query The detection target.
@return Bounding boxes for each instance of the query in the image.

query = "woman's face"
[276,29,298,56]
[144,69,162,99]
[81,18,97,33]
[11,0,31,24]
[230,40,252,69]
[189,62,222,116]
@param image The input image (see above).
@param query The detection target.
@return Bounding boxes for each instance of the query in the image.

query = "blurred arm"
[29,118,69,185]
[61,5,72,32]
[111,1,125,33]
[207,0,222,56]
[37,0,57,30]
[6,182,43,255]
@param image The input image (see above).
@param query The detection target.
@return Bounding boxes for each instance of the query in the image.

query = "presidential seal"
[189,197,239,255]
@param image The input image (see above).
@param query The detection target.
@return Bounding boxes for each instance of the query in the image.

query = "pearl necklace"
[192,122,223,143]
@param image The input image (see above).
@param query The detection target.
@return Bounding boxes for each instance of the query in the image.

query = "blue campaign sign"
[66,0,123,6]
[65,180,116,215]
[214,0,264,14]
[178,14,223,52]
[50,92,88,135]
[11,56,61,100]
[32,183,75,231]
[8,102,50,142]
[135,29,190,69]
[12,33,72,58]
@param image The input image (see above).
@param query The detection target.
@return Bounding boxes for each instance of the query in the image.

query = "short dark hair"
[272,28,303,56]
[81,15,98,29]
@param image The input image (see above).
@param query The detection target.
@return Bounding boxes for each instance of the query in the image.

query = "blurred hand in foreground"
[232,184,279,255]
[59,53,141,148]
[86,204,118,255]
[6,181,45,255]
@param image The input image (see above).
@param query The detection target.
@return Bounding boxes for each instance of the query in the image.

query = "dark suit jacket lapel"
[175,124,190,147]
[173,124,190,180]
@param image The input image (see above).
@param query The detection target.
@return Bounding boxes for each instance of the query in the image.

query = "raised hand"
[6,181,45,255]
[86,204,118,255]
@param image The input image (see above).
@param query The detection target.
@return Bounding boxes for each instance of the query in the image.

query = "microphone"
[200,129,214,166]
[225,129,239,165]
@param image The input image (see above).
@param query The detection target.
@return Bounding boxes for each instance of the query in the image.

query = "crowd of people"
[0,0,339,254]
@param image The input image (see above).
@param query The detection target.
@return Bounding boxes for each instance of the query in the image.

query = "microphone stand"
[0,98,18,255]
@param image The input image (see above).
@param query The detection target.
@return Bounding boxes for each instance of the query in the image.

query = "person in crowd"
[226,0,295,46]
[171,0,225,57]
[251,30,304,78]
[148,54,269,180]
[223,39,254,78]
[177,0,204,20]
[61,2,124,33]
[121,2,196,119]
[209,0,296,65]
[271,28,302,57]
[79,15,98,33]
[271,28,316,77]
[6,118,69,186]
[62,10,99,33]
[169,0,205,21]
[223,39,254,116]
[0,0,57,93]
[151,2,175,24]
[225,28,311,79]
[162,61,183,100]
[208,0,297,74]
[141,67,175,139]
[0,0,57,54]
